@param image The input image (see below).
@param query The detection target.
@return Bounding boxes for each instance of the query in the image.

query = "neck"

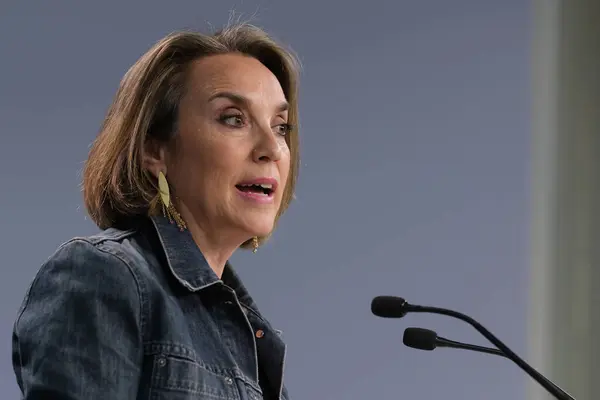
[177,204,247,278]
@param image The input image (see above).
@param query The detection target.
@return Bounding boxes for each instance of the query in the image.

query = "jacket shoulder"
[27,227,147,303]
[54,227,153,278]
[15,228,152,337]
[18,227,154,318]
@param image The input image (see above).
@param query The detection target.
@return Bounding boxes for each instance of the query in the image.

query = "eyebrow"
[208,91,289,113]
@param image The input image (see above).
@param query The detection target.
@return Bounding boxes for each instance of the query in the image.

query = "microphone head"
[371,296,408,318]
[403,327,438,351]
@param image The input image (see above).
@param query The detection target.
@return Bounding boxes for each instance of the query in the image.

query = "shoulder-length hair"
[82,24,300,249]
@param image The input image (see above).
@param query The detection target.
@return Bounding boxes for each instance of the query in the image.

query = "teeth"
[239,183,273,189]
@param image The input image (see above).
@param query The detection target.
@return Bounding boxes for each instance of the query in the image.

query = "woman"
[12,23,300,400]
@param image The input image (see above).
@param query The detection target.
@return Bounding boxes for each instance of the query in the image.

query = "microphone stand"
[435,336,508,358]
[404,302,573,400]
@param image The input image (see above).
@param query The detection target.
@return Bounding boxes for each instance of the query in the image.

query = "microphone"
[402,327,507,358]
[371,296,574,400]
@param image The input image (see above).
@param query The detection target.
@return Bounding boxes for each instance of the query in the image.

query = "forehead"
[187,53,286,103]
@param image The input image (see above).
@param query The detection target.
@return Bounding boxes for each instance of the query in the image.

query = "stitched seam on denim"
[144,342,198,362]
[77,228,137,246]
[239,301,266,322]
[93,240,148,342]
[143,341,243,379]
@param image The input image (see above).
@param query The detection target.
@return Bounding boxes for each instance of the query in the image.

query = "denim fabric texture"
[12,216,289,400]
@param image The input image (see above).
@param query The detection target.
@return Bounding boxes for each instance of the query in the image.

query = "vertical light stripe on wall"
[529,1,600,399]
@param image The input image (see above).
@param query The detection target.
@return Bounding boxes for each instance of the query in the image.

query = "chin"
[242,216,276,238]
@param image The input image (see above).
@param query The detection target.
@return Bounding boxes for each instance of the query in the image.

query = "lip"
[235,177,278,205]
[236,177,279,191]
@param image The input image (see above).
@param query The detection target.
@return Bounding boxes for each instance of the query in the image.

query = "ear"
[143,138,168,178]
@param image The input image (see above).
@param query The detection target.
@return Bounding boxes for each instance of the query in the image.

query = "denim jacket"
[12,216,290,400]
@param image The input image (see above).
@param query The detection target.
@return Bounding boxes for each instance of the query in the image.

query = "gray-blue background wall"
[0,1,530,398]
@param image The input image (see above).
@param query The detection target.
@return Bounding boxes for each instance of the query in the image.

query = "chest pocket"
[147,344,240,400]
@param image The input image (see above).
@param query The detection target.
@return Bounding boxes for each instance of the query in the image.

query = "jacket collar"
[148,215,259,313]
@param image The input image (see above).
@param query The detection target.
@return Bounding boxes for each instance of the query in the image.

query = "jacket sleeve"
[12,239,143,399]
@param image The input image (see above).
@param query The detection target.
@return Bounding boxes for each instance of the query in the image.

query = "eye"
[274,123,293,136]
[220,114,245,127]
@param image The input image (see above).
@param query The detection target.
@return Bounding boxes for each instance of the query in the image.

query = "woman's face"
[151,53,291,243]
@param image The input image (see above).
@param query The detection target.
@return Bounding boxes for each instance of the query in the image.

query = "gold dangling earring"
[252,236,259,253]
[158,171,187,231]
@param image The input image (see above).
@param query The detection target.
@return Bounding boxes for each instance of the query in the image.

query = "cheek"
[176,128,238,172]
[278,149,292,183]
[168,135,229,193]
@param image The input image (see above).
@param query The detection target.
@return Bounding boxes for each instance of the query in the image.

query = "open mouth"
[235,183,275,196]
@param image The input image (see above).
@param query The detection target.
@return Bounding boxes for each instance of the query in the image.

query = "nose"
[252,127,283,163]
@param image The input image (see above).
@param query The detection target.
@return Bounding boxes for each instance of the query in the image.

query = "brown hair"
[82,24,300,249]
